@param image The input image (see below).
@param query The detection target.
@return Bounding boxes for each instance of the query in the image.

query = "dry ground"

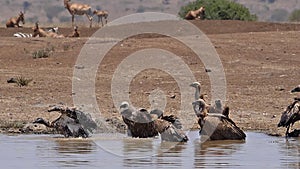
[1,20,300,135]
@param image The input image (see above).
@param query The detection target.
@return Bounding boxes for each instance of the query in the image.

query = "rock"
[20,123,54,134]
[7,78,17,83]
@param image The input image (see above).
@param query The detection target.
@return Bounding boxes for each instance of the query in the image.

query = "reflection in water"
[156,142,188,168]
[194,139,244,168]
[279,138,300,168]
[1,132,300,168]
[37,136,98,168]
[54,138,96,154]
[122,137,189,168]
[122,138,155,168]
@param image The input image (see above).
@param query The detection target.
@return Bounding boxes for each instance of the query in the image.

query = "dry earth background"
[1,20,300,136]
[1,0,300,23]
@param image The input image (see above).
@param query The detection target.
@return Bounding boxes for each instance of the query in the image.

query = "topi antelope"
[64,0,93,28]
[32,22,64,38]
[185,6,205,20]
[93,10,108,26]
[6,11,25,28]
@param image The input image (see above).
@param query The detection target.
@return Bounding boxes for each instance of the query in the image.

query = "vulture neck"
[194,85,201,100]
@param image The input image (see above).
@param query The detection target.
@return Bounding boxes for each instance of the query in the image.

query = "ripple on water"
[0,132,300,169]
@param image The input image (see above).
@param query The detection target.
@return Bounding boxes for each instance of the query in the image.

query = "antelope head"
[64,0,71,8]
[19,11,25,24]
[93,10,98,15]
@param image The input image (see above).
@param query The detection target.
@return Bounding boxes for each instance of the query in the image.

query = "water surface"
[1,131,299,169]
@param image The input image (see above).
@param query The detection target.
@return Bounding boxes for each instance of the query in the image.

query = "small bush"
[32,47,53,59]
[63,44,70,51]
[178,0,257,21]
[15,76,32,87]
[289,9,300,22]
[0,120,25,129]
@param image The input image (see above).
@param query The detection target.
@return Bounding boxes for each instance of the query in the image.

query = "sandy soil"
[1,20,300,136]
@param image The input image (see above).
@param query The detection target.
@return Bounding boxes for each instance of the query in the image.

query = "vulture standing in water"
[150,109,188,142]
[192,100,246,140]
[120,102,158,138]
[120,102,188,142]
[190,82,246,140]
[278,98,300,137]
[33,105,97,138]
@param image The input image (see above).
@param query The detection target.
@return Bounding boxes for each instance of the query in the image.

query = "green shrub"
[32,47,53,59]
[178,0,257,21]
[289,9,300,22]
[15,76,32,87]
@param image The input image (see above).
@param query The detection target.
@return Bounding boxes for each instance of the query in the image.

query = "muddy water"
[1,131,300,169]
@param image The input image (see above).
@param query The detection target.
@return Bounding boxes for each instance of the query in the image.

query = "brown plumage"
[190,82,246,140]
[198,106,246,141]
[150,109,188,142]
[6,11,25,28]
[120,102,158,138]
[33,105,97,138]
[120,102,188,142]
[64,0,93,28]
[278,98,300,137]
[153,118,188,142]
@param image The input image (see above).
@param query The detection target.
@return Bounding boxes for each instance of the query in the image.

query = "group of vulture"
[29,83,300,141]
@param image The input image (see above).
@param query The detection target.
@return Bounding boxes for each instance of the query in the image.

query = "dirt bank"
[1,20,300,136]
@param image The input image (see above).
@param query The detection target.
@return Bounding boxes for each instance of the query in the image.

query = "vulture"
[120,102,158,138]
[150,109,188,142]
[278,98,300,137]
[190,82,246,140]
[120,102,188,142]
[33,105,97,138]
[192,99,246,140]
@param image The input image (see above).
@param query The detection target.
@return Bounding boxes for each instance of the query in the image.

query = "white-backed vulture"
[278,98,300,137]
[190,82,246,140]
[33,105,97,138]
[120,102,188,142]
